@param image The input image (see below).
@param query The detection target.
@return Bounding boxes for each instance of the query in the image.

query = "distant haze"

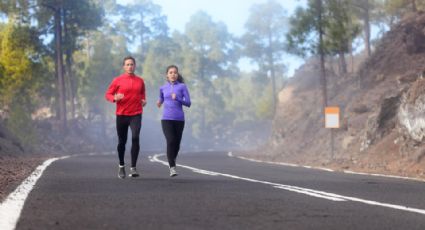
[118,0,305,75]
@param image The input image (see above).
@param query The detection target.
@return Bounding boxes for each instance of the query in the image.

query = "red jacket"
[105,73,146,115]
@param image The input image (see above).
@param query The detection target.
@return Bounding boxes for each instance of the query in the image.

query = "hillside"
[257,12,425,179]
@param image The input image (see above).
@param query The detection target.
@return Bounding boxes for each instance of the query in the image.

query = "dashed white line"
[228,152,425,181]
[151,153,425,215]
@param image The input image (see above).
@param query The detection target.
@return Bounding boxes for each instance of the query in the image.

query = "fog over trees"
[0,0,419,151]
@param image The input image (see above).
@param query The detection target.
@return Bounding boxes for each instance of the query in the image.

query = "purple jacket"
[158,81,191,121]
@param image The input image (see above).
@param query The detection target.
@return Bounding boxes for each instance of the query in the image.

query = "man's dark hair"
[123,56,136,66]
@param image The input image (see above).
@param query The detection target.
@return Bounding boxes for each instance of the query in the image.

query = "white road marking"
[151,153,425,215]
[0,156,69,230]
[343,170,425,182]
[3,151,424,230]
[228,152,425,181]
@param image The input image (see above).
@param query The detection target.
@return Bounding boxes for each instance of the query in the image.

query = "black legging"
[161,120,185,167]
[116,114,142,167]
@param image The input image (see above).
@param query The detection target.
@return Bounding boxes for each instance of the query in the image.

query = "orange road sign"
[325,107,340,128]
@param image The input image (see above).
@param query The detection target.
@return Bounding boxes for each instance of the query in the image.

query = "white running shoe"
[129,167,140,177]
[169,166,177,177]
[118,165,126,179]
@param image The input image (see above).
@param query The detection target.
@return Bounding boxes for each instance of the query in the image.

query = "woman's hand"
[171,93,176,100]
[156,101,162,108]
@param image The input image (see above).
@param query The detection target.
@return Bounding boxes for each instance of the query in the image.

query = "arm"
[156,87,164,108]
[176,85,191,107]
[105,79,118,103]
[141,80,147,107]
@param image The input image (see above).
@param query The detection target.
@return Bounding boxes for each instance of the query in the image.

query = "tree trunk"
[270,63,276,115]
[85,37,91,62]
[200,55,206,138]
[317,0,333,158]
[349,43,354,73]
[347,12,354,73]
[139,12,145,63]
[65,49,75,120]
[55,6,67,132]
[338,51,347,74]
[268,31,276,115]
[317,0,328,109]
[411,0,417,12]
[364,1,371,57]
[63,9,75,120]
[54,41,60,119]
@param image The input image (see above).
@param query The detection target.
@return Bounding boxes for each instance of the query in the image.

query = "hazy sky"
[118,0,306,75]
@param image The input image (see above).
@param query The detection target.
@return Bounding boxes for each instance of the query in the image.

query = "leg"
[173,121,185,163]
[161,120,178,167]
[116,115,129,166]
[129,114,142,168]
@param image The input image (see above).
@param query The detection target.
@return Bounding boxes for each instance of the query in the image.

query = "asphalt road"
[15,151,425,230]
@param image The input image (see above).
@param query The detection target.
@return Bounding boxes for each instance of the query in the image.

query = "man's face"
[123,59,135,74]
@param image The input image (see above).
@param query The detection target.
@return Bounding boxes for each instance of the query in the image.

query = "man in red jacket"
[105,56,146,179]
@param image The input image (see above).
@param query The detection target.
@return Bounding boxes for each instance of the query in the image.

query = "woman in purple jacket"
[156,65,191,177]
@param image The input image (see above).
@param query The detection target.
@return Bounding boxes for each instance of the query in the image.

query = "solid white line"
[343,170,425,182]
[152,153,425,215]
[0,156,68,230]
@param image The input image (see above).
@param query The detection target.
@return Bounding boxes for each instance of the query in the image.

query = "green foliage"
[178,11,238,138]
[256,91,274,119]
[0,24,41,148]
[36,0,103,32]
[77,31,122,118]
[5,103,37,148]
[242,0,288,75]
[183,11,237,80]
[384,0,424,13]
[217,75,273,122]
[0,0,32,24]
[287,0,360,57]
[114,0,168,66]
[143,37,182,89]
[241,0,289,113]
[0,22,41,108]
[287,0,327,57]
[325,0,361,55]
[0,0,290,148]
[350,0,424,36]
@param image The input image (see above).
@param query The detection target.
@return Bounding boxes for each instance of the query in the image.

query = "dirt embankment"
[249,12,425,179]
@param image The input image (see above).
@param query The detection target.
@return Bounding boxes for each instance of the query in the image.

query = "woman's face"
[167,67,178,83]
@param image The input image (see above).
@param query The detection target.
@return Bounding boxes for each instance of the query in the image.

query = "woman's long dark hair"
[166,65,185,83]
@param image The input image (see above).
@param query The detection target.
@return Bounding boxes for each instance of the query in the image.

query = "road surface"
[12,151,425,229]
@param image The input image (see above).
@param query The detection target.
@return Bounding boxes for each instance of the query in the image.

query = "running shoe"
[118,165,126,179]
[129,167,140,177]
[169,166,177,177]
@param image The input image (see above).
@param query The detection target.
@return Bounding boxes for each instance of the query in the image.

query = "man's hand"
[114,93,124,102]
[141,99,147,107]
